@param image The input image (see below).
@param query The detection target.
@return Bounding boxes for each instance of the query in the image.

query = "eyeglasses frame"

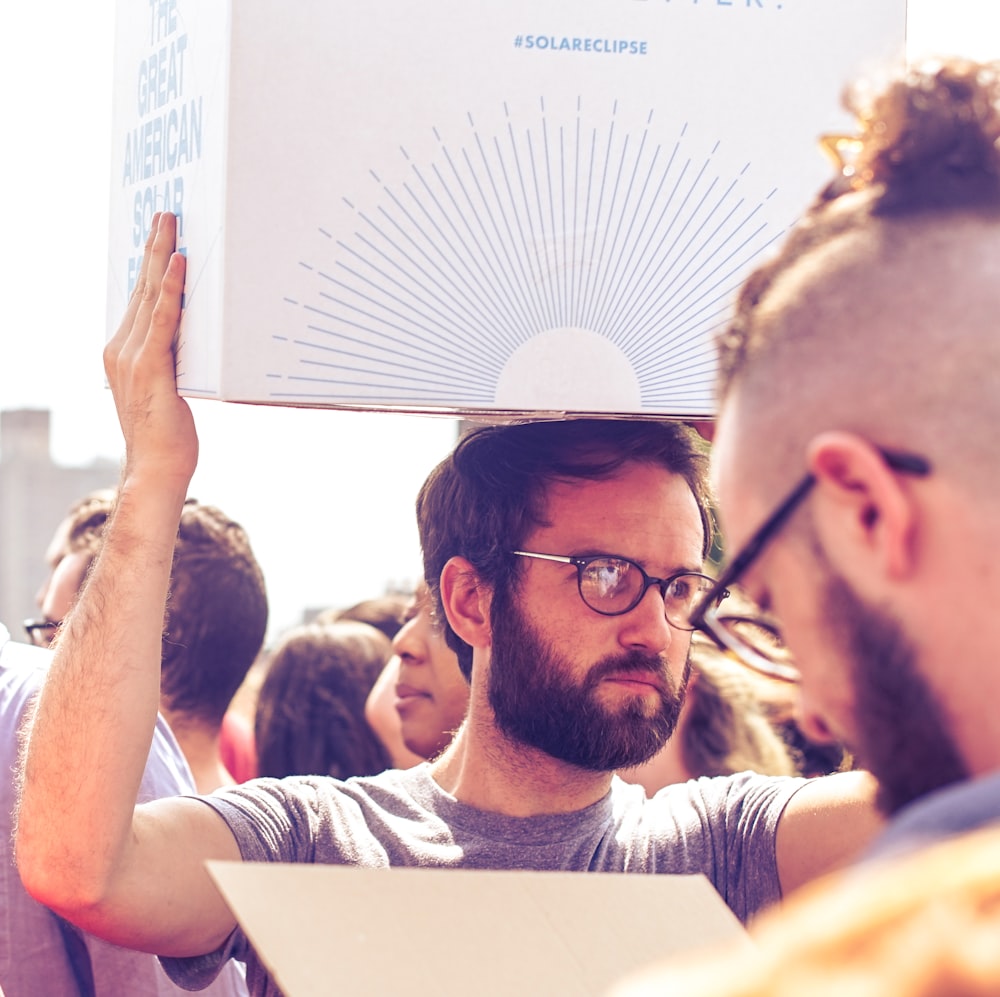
[23,618,61,647]
[689,447,932,681]
[511,549,716,627]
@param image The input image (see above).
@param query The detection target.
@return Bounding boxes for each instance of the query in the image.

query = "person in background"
[25,489,115,649]
[321,592,411,642]
[218,708,258,785]
[254,620,392,780]
[29,492,267,793]
[27,492,266,792]
[365,582,470,766]
[2,627,248,991]
[31,489,115,630]
[157,500,269,792]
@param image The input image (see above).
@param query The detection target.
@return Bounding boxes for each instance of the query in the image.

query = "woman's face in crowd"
[392,586,470,759]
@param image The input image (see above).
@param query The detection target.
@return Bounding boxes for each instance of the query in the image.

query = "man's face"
[822,571,967,814]
[486,462,703,771]
[712,411,967,814]
[35,515,73,610]
[33,551,90,647]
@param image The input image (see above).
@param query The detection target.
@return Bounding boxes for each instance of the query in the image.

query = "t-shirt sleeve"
[721,773,806,916]
[192,776,385,865]
[159,776,387,995]
[197,780,311,863]
[649,772,808,922]
[159,931,252,995]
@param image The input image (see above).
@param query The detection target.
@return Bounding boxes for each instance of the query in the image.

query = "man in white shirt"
[0,623,249,996]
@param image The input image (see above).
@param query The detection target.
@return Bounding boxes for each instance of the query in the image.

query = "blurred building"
[0,409,118,632]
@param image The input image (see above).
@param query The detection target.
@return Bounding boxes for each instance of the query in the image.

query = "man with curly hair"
[696,56,1000,853]
[607,52,1000,997]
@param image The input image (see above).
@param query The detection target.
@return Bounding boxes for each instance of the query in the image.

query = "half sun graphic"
[273,97,787,414]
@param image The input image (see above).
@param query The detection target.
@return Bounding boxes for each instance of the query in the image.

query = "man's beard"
[823,572,968,815]
[486,587,690,772]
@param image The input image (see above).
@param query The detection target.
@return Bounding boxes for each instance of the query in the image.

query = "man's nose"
[616,586,672,654]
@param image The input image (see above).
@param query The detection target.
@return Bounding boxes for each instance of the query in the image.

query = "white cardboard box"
[206,862,752,997]
[108,0,906,418]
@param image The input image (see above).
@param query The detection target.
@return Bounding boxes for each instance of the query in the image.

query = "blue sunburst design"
[271,96,787,414]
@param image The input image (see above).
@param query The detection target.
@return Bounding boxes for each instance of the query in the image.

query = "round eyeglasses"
[511,551,719,628]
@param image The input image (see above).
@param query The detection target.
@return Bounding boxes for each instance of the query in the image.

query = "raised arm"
[16,213,242,957]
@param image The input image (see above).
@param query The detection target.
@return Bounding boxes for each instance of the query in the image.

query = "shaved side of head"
[715,59,1000,503]
[721,210,1000,499]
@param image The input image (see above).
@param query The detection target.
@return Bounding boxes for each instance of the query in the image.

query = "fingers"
[147,242,186,358]
[102,211,196,488]
[105,213,185,390]
[107,213,179,365]
[109,212,162,356]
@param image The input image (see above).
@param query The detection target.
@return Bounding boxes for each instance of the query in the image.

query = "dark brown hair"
[159,501,269,727]
[254,621,391,780]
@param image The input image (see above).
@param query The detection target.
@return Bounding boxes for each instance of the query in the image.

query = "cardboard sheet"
[207,862,751,996]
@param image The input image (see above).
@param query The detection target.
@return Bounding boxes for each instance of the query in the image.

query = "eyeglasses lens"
[579,558,635,612]
[24,621,57,647]
[725,616,787,659]
[709,604,800,681]
[578,558,713,626]
[664,575,715,627]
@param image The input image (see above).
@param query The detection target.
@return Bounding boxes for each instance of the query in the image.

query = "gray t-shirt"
[163,764,804,996]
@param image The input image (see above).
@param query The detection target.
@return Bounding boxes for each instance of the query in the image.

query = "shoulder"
[869,773,1000,859]
[0,634,49,741]
[608,774,799,918]
[201,766,433,863]
[639,771,805,821]
[138,714,197,800]
[611,771,803,849]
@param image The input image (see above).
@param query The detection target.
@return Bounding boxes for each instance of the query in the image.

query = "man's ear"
[439,556,493,648]
[806,431,919,580]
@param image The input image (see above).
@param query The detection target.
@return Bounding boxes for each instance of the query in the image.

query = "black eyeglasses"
[688,447,932,682]
[23,618,61,648]
[511,550,720,629]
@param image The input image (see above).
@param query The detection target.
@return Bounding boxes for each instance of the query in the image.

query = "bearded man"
[17,213,879,997]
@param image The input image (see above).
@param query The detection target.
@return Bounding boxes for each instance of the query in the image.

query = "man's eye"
[666,577,691,600]
[586,560,631,595]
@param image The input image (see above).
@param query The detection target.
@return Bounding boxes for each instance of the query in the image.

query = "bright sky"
[1,1,997,638]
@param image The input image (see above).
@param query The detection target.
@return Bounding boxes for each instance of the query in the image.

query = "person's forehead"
[532,463,704,561]
[42,551,90,617]
[43,517,73,569]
